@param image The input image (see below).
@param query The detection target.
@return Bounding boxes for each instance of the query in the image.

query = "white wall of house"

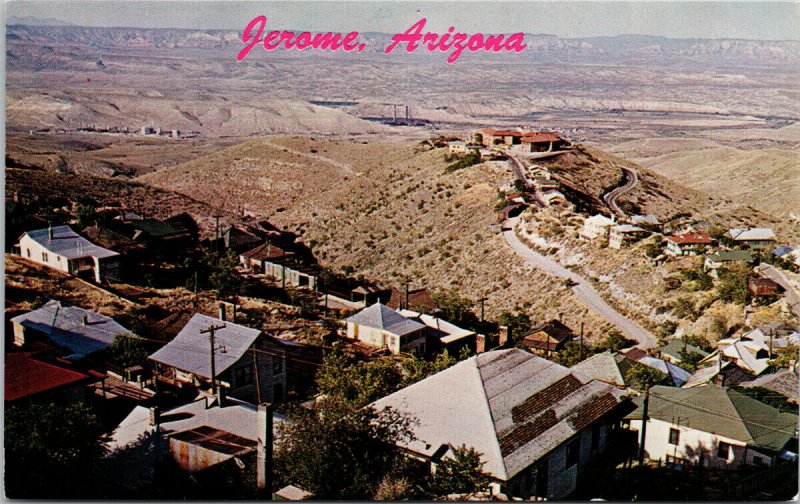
[347,322,401,353]
[19,235,69,273]
[628,417,769,470]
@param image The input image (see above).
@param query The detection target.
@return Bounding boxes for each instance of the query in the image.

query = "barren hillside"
[610,138,800,218]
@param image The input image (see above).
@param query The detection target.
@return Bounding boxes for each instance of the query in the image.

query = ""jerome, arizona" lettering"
[237,16,527,64]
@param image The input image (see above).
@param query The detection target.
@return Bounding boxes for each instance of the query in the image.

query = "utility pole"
[579,322,584,361]
[193,270,199,309]
[257,403,274,497]
[479,297,487,322]
[769,329,774,359]
[201,323,226,395]
[638,386,650,468]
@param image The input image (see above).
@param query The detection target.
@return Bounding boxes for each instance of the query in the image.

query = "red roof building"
[665,232,712,257]
[5,352,93,403]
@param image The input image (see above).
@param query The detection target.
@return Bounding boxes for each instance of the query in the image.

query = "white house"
[371,349,631,499]
[344,303,427,354]
[727,228,777,249]
[580,214,615,242]
[665,232,711,257]
[626,385,797,470]
[17,225,120,283]
[608,224,647,249]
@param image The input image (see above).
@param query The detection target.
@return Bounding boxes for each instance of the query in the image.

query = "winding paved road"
[603,165,639,218]
[503,217,658,349]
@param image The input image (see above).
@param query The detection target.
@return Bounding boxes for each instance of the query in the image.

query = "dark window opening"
[565,438,580,468]
[669,428,680,446]
[717,442,731,459]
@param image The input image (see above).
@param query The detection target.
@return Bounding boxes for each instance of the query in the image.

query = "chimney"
[48,222,53,240]
[149,406,160,427]
[498,325,509,347]
[82,315,89,326]
[405,105,409,121]
[219,303,226,322]
[257,403,274,494]
[475,334,486,354]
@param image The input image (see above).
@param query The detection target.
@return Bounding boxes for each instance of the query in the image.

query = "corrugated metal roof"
[345,303,425,336]
[371,349,627,481]
[148,313,261,378]
[5,352,90,401]
[728,228,776,241]
[23,225,119,260]
[11,300,131,357]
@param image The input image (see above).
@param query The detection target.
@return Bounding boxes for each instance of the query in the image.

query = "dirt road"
[503,218,658,349]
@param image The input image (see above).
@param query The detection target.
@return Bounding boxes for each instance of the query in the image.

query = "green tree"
[5,403,109,498]
[109,332,148,370]
[431,290,479,329]
[76,203,97,228]
[643,237,664,258]
[598,329,635,352]
[274,401,415,499]
[431,445,494,497]
[676,349,705,373]
[769,344,799,370]
[717,263,751,305]
[624,362,666,391]
[204,249,243,299]
[554,340,596,367]
[497,311,532,344]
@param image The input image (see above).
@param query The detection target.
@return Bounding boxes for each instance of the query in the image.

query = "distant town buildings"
[665,232,712,257]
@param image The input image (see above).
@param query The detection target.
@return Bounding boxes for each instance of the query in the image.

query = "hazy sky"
[6,1,800,40]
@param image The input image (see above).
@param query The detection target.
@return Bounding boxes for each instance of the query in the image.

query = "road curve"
[503,217,658,349]
[603,165,639,218]
[756,264,800,319]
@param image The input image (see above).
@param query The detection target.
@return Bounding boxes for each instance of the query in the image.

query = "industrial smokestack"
[257,403,274,494]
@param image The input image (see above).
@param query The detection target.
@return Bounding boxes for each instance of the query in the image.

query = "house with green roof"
[658,339,710,365]
[625,385,798,470]
[704,250,754,277]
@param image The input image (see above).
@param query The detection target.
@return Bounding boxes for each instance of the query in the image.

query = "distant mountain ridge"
[6,24,800,64]
[7,16,75,26]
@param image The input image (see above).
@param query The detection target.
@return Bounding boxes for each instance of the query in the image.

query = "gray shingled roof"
[571,351,627,387]
[11,299,130,357]
[371,349,628,481]
[148,313,261,378]
[740,370,799,402]
[345,303,425,336]
[23,225,119,260]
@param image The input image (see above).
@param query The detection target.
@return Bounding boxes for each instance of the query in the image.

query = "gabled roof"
[148,313,262,378]
[658,339,710,360]
[571,351,627,388]
[5,352,91,401]
[728,228,776,241]
[667,232,711,245]
[740,370,799,402]
[611,224,646,233]
[371,349,628,481]
[11,300,131,357]
[21,225,119,260]
[706,250,754,263]
[386,288,437,313]
[345,303,425,336]
[241,242,293,261]
[625,385,797,452]
[584,214,615,227]
[398,309,475,344]
[638,356,693,386]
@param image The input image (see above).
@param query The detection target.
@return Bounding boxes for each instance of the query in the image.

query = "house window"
[234,365,253,387]
[272,355,283,375]
[565,438,580,468]
[42,252,49,262]
[717,442,731,459]
[669,428,680,446]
